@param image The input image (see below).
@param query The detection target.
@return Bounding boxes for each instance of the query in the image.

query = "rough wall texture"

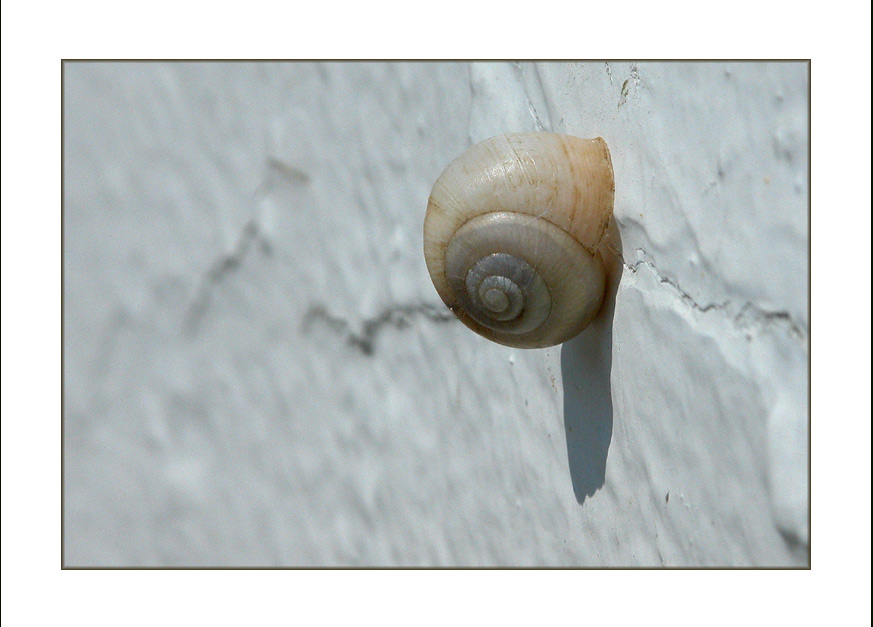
[63,61,809,567]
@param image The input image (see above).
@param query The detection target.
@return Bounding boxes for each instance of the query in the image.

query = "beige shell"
[423,132,615,348]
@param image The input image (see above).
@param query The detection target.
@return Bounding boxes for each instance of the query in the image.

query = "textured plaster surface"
[63,61,809,566]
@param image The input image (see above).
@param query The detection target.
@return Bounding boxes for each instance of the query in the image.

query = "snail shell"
[423,132,615,348]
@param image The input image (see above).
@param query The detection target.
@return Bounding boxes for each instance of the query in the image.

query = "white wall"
[63,61,808,566]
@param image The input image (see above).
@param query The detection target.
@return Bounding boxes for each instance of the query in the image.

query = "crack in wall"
[513,62,551,132]
[266,156,310,185]
[733,303,807,340]
[184,217,265,333]
[617,64,642,110]
[182,156,309,334]
[302,303,456,355]
[621,247,807,340]
[624,256,731,314]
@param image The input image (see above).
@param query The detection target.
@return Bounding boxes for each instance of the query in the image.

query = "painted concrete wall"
[63,61,809,566]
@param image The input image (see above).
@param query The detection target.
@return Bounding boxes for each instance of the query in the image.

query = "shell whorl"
[424,133,615,348]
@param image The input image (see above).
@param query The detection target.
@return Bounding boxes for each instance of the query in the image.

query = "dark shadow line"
[560,219,622,505]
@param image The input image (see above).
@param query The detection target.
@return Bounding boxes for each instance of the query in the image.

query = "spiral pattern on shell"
[423,133,615,348]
